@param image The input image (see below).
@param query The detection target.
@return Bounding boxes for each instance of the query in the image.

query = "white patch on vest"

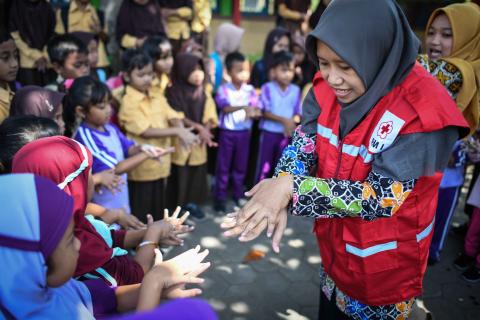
[368,111,405,154]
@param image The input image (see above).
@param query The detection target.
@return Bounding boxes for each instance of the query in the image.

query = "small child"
[0,31,19,124]
[8,0,55,86]
[46,34,90,91]
[214,52,260,212]
[256,51,301,182]
[142,35,174,97]
[166,53,218,219]
[118,49,198,221]
[71,32,107,82]
[67,76,170,218]
[9,86,66,134]
[0,173,213,318]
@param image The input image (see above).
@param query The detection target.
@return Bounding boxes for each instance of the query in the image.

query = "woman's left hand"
[221,175,293,251]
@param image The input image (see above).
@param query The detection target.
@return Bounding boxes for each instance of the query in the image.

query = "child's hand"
[160,207,195,246]
[141,145,175,161]
[178,127,200,150]
[245,107,260,119]
[94,169,124,194]
[197,125,218,148]
[114,208,146,230]
[145,245,210,296]
[144,214,175,244]
[282,118,297,138]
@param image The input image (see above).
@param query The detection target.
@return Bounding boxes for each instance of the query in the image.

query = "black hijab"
[166,53,206,123]
[8,0,55,50]
[306,0,420,138]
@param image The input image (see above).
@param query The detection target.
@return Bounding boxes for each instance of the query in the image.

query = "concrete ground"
[165,193,480,320]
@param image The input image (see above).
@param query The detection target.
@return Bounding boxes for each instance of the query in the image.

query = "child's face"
[188,65,205,86]
[83,99,112,129]
[228,60,250,86]
[54,103,65,135]
[56,52,90,79]
[128,63,154,93]
[316,40,366,104]
[87,39,99,68]
[46,218,81,287]
[292,45,305,66]
[425,13,453,60]
[0,39,19,83]
[272,36,290,54]
[273,62,295,87]
[154,42,173,75]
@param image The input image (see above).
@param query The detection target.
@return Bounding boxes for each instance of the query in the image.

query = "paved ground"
[166,195,480,320]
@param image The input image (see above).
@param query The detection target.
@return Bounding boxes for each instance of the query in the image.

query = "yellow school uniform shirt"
[191,0,211,33]
[10,32,49,69]
[55,1,110,67]
[119,86,183,181]
[150,73,170,98]
[0,85,14,124]
[171,91,218,166]
[165,7,192,40]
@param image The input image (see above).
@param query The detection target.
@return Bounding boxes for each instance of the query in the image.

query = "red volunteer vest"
[312,63,469,305]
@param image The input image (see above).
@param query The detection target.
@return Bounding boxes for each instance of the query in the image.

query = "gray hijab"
[305,0,420,138]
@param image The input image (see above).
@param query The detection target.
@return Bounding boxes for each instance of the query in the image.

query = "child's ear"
[75,105,86,119]
[51,62,63,76]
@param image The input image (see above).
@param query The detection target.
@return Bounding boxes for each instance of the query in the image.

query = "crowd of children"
[0,0,479,319]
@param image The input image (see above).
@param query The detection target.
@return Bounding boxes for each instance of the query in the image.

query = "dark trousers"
[167,164,208,209]
[214,129,251,201]
[128,178,166,221]
[319,292,350,320]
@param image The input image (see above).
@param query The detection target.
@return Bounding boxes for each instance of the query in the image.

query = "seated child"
[165,53,219,219]
[213,52,261,212]
[0,173,213,318]
[67,76,172,220]
[10,86,66,134]
[0,31,19,123]
[46,34,90,91]
[12,136,192,285]
[119,49,198,221]
[0,115,59,174]
[256,51,301,182]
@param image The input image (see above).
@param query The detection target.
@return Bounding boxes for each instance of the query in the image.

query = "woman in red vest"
[222,0,469,319]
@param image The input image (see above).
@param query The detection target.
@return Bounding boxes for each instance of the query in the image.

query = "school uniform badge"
[368,111,405,153]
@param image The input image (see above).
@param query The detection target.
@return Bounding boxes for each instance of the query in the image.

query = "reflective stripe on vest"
[317,123,373,164]
[346,241,397,258]
[416,218,435,242]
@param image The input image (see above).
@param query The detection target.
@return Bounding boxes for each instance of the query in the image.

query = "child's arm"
[263,112,297,137]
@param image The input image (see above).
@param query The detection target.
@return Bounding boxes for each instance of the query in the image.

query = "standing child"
[119,49,198,221]
[256,51,301,182]
[142,35,174,97]
[214,52,260,212]
[54,0,110,71]
[67,76,171,218]
[46,34,90,91]
[116,0,166,50]
[8,0,55,86]
[166,53,218,219]
[0,31,19,123]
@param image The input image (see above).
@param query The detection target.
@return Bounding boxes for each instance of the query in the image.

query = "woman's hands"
[221,175,293,252]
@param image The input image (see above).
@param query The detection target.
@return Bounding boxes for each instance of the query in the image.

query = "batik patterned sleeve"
[417,55,463,99]
[291,171,416,221]
[274,88,320,177]
[274,125,318,177]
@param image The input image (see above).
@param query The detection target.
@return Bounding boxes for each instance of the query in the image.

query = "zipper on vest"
[334,139,343,178]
